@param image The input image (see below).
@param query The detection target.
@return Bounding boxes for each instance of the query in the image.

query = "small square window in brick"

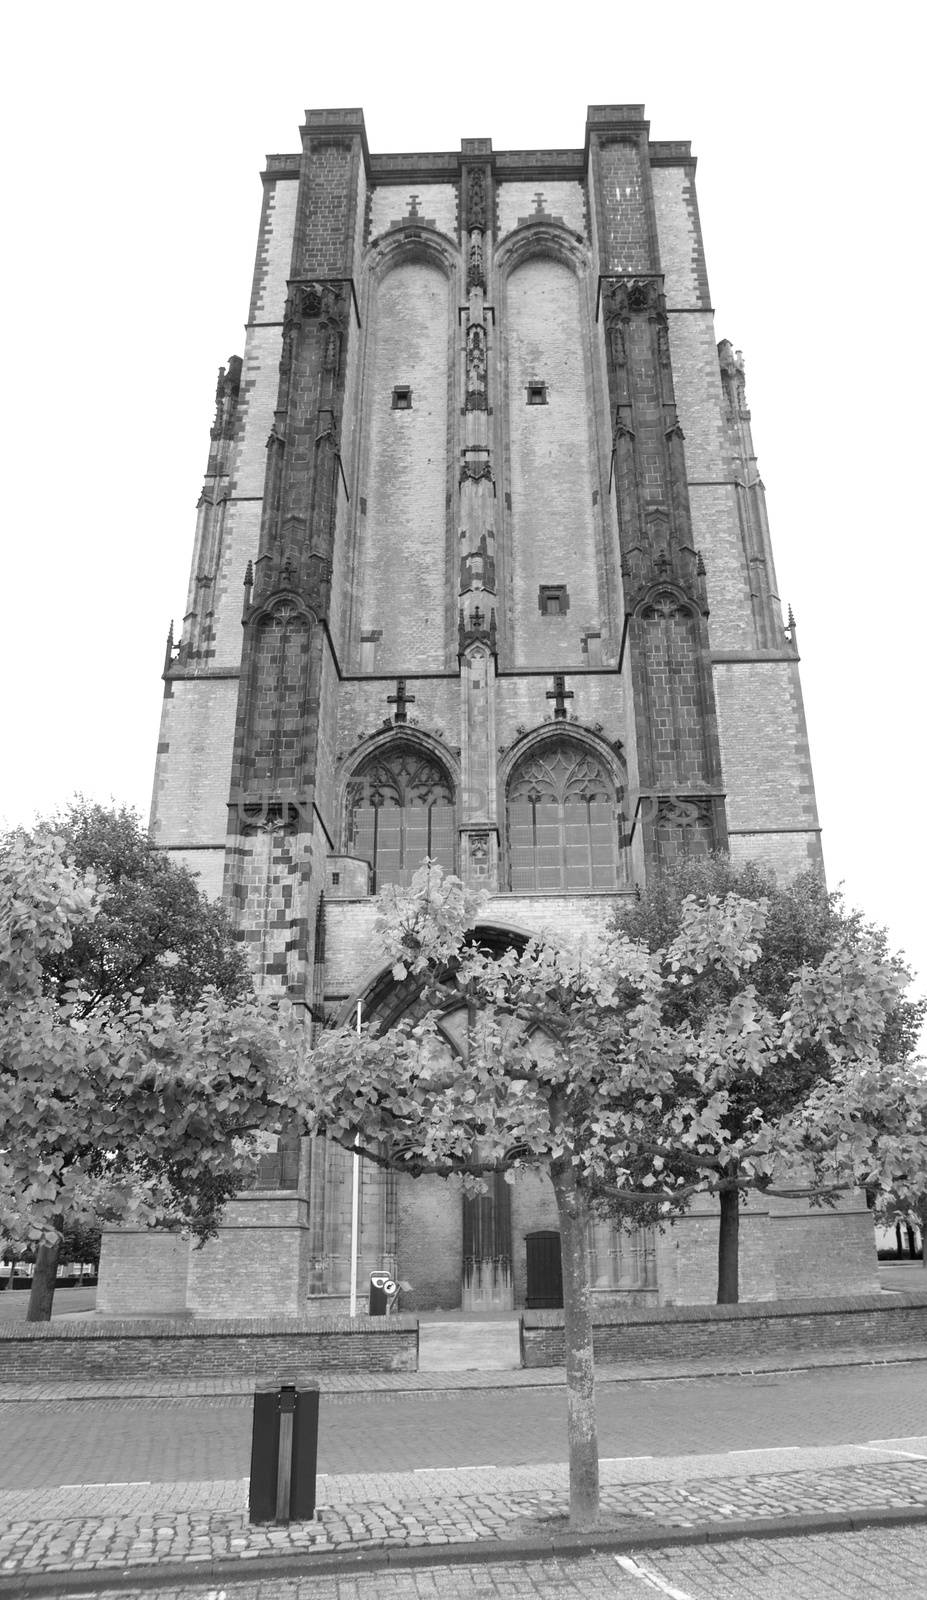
[539,584,569,617]
[526,381,548,405]
[392,386,413,409]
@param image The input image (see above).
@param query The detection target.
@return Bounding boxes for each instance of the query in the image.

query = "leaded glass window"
[507,741,621,891]
[346,744,456,891]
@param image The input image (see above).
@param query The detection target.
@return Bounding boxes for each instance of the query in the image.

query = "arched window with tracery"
[507,740,622,891]
[345,743,456,891]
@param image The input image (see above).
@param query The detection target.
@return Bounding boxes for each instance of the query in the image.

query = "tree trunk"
[550,1160,600,1529]
[717,1185,740,1304]
[27,1241,60,1323]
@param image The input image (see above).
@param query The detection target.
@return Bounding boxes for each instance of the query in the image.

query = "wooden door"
[525,1230,563,1309]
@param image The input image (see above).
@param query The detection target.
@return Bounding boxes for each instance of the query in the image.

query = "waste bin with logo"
[368,1271,399,1314]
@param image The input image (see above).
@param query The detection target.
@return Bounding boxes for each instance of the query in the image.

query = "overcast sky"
[3,1,924,1009]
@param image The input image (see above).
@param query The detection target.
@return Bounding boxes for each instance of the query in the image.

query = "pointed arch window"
[507,740,622,891]
[346,743,456,891]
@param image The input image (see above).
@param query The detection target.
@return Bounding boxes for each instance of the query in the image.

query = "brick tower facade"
[98,106,877,1318]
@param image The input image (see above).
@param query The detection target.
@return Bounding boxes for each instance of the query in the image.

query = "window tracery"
[506,740,622,892]
[346,743,456,890]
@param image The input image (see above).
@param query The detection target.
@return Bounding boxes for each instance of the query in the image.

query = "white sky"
[3,1,924,1011]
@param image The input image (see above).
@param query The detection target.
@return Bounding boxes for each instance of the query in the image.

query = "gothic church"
[98,106,878,1317]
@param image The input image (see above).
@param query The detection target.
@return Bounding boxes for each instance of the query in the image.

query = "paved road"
[46,1527,927,1599]
[4,1363,927,1490]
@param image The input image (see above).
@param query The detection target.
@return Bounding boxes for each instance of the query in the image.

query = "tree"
[610,858,924,1301]
[306,863,913,1528]
[33,799,251,1014]
[0,828,298,1321]
[790,1054,927,1266]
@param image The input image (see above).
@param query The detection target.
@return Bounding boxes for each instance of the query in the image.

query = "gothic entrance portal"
[525,1230,564,1309]
[436,1001,515,1311]
[462,1173,512,1311]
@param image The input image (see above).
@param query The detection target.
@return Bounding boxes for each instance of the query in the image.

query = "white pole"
[349,1000,362,1318]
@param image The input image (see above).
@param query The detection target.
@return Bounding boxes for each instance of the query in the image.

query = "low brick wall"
[522,1291,927,1367]
[0,1315,418,1382]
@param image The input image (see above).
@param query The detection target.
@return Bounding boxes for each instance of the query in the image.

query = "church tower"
[100,107,877,1318]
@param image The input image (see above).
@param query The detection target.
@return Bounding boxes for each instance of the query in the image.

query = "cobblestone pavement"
[29,1528,927,1599]
[2,1447,927,1588]
[2,1362,927,1489]
[2,1363,927,1591]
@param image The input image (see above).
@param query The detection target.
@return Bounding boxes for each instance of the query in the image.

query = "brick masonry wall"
[495,676,628,754]
[150,677,238,848]
[248,175,299,324]
[650,163,710,309]
[522,1292,927,1367]
[504,256,601,669]
[497,183,586,240]
[184,1195,311,1317]
[356,259,451,671]
[367,185,458,242]
[589,136,653,273]
[0,1318,419,1381]
[97,1231,190,1316]
[714,659,820,841]
[294,136,362,277]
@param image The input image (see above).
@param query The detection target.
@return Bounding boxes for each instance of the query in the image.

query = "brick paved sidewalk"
[3,1447,927,1593]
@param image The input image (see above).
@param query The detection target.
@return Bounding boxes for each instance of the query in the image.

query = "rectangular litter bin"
[249,1376,320,1524]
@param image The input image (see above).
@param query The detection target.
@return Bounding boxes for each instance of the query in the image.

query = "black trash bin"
[249,1376,320,1524]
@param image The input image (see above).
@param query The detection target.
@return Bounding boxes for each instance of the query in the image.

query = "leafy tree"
[791,1055,927,1266]
[307,863,904,1528]
[0,828,298,1321]
[610,858,924,1301]
[33,799,251,1014]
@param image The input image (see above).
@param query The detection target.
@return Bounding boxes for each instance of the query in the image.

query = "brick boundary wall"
[522,1291,927,1367]
[0,1315,418,1382]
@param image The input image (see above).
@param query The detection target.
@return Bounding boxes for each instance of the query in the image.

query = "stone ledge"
[0,1313,418,1342]
[523,1290,927,1329]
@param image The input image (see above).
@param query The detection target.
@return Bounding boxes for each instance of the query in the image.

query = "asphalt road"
[4,1362,927,1490]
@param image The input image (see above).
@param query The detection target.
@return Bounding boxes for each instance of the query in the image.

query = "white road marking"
[722,1445,802,1454]
[859,1442,927,1459]
[601,1455,654,1463]
[57,1480,152,1487]
[614,1553,696,1598]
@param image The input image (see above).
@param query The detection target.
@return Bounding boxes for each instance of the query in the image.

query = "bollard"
[249,1376,320,1524]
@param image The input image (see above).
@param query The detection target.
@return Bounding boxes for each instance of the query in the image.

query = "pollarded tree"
[0,831,299,1321]
[609,858,924,1301]
[307,863,905,1528]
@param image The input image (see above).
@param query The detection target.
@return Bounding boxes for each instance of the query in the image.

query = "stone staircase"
[418,1318,522,1372]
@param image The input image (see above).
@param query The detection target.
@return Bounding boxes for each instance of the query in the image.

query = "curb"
[6,1504,927,1597]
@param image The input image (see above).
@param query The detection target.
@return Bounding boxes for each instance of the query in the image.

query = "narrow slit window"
[392,386,413,409]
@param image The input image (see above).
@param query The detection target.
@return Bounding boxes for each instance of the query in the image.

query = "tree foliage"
[608,857,925,1298]
[307,861,919,1525]
[0,825,298,1316]
[31,799,251,1014]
